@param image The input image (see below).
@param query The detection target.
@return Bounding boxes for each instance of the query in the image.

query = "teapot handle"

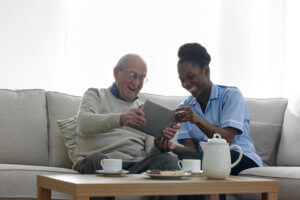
[229,145,243,168]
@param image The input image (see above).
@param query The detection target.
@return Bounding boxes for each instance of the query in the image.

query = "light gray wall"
[0,0,65,90]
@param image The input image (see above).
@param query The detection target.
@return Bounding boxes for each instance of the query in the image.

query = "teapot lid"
[207,133,227,144]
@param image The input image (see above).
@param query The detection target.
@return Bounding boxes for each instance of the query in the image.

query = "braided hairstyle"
[177,43,211,69]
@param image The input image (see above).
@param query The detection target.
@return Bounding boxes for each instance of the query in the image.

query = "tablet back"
[131,98,175,137]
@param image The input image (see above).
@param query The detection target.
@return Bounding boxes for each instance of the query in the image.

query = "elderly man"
[73,54,180,175]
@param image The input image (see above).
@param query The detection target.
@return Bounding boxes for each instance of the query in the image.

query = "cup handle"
[100,160,104,168]
[229,145,243,168]
[177,161,183,170]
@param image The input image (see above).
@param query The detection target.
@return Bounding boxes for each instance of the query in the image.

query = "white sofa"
[0,89,300,200]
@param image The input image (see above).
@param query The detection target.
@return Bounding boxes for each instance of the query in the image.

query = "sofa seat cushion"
[0,164,77,199]
[240,166,300,179]
[238,166,300,200]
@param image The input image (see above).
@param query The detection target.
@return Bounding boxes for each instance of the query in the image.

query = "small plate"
[95,170,129,176]
[143,172,191,179]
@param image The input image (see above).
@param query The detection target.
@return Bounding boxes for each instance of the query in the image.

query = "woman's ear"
[203,66,210,77]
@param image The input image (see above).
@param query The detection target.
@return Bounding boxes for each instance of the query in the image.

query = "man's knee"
[76,153,108,174]
[85,153,107,164]
[159,153,180,170]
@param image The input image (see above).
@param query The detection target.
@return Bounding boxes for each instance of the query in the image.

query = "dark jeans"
[73,152,179,174]
[179,150,259,200]
[73,152,179,200]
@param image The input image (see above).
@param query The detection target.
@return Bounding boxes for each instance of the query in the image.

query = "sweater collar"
[110,82,138,102]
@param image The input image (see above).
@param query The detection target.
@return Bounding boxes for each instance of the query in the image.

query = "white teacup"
[178,159,201,172]
[100,159,122,172]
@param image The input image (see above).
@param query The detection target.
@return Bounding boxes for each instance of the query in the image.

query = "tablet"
[131,98,175,137]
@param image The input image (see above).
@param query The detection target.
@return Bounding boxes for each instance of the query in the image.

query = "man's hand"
[154,137,176,152]
[162,124,180,140]
[120,107,147,126]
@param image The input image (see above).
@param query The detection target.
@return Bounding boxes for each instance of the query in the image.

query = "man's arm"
[77,88,122,134]
[77,88,147,135]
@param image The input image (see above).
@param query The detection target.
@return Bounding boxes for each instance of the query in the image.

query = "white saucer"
[142,172,191,179]
[95,170,129,176]
[189,170,204,175]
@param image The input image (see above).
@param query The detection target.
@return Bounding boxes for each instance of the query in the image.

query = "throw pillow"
[57,116,77,163]
[249,121,282,166]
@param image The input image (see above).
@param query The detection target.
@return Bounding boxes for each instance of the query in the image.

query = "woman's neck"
[197,82,212,113]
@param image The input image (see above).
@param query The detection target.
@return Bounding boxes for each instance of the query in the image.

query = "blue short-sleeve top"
[177,83,263,167]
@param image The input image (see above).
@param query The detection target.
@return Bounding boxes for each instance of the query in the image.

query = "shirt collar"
[210,83,218,100]
[110,82,138,102]
[187,83,218,107]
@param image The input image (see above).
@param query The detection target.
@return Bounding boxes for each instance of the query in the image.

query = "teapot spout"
[199,141,206,151]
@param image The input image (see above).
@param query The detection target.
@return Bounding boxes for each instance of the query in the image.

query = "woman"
[157,42,262,175]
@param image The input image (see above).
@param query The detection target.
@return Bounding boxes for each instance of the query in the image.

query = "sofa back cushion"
[277,98,300,166]
[139,93,187,109]
[245,98,288,124]
[0,89,48,166]
[138,96,288,124]
[249,121,282,166]
[46,91,81,168]
[245,98,287,166]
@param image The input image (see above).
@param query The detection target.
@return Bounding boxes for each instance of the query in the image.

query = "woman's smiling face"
[178,62,210,98]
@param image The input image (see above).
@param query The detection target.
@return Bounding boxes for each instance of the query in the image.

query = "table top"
[37,174,278,197]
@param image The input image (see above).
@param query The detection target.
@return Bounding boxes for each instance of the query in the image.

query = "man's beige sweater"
[73,87,156,166]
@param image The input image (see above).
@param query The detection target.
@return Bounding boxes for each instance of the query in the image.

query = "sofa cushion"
[57,116,77,163]
[0,89,48,166]
[0,164,76,199]
[238,166,300,200]
[46,91,81,168]
[249,121,282,166]
[277,98,300,166]
[246,98,288,124]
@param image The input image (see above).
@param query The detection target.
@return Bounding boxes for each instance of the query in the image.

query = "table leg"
[37,186,51,200]
[205,194,219,200]
[262,192,278,200]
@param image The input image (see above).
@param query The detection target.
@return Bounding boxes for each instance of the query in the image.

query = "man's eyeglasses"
[121,70,148,83]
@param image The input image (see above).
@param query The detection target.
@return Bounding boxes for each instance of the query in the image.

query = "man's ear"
[113,67,119,79]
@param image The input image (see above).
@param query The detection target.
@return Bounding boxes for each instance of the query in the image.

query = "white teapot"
[200,133,243,179]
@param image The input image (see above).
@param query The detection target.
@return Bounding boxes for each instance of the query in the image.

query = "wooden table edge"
[36,174,279,200]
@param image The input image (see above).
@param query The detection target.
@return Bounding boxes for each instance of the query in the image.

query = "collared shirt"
[110,82,138,102]
[177,83,263,167]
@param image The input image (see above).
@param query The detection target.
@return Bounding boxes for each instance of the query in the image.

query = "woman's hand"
[173,107,198,124]
[154,137,176,152]
[162,124,180,140]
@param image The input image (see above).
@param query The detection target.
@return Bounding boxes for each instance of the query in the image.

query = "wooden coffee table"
[37,174,278,200]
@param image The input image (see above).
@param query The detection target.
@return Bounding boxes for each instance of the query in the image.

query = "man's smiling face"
[114,56,147,102]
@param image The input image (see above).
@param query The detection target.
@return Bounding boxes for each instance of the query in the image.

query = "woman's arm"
[170,138,199,158]
[154,137,198,158]
[174,107,237,143]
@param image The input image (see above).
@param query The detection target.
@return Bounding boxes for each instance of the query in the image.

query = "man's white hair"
[116,54,146,70]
